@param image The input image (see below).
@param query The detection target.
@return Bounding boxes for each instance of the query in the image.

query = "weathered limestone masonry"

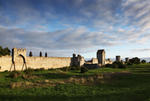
[116,56,121,62]
[26,57,72,70]
[86,51,112,65]
[0,48,111,72]
[91,58,98,64]
[125,57,129,63]
[97,49,105,66]
[0,48,85,72]
[0,56,12,71]
[71,54,85,67]
[105,58,113,64]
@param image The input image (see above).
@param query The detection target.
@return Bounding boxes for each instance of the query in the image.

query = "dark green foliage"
[29,51,33,57]
[126,62,132,65]
[105,62,126,68]
[60,67,70,71]
[80,66,88,73]
[48,68,55,71]
[141,60,146,63]
[40,68,45,71]
[34,68,45,71]
[59,66,82,72]
[4,70,8,72]
[112,63,119,68]
[9,71,21,78]
[24,68,34,75]
[112,61,126,68]
[129,57,140,64]
[45,52,47,57]
[105,64,113,67]
[39,51,42,57]
[0,46,11,57]
[70,66,80,70]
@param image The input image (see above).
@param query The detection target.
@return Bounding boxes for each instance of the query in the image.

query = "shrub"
[126,62,132,65]
[80,66,88,73]
[60,67,70,71]
[29,51,33,57]
[141,60,146,63]
[34,69,40,71]
[112,63,119,68]
[70,66,80,70]
[129,57,140,64]
[24,68,34,75]
[40,68,45,71]
[112,61,126,68]
[34,68,45,72]
[0,46,11,56]
[48,68,55,71]
[4,70,8,72]
[105,64,113,67]
[9,71,21,78]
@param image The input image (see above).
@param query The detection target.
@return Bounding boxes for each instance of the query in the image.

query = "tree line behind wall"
[0,46,11,57]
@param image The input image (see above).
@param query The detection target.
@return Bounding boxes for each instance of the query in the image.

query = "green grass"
[0,64,150,101]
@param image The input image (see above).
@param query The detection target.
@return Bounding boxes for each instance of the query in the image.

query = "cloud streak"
[0,26,118,53]
[131,48,150,52]
[0,0,150,57]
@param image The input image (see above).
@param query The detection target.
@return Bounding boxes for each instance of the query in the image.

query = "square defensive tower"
[12,48,27,62]
[97,49,105,66]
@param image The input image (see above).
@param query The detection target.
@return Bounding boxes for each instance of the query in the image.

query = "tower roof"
[97,49,105,53]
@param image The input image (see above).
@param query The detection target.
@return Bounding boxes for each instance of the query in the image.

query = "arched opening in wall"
[10,54,27,71]
[19,54,27,71]
[19,54,26,63]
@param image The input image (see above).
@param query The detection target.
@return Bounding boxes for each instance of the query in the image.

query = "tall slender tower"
[97,49,105,65]
[116,56,121,62]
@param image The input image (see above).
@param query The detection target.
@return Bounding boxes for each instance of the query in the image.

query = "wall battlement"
[0,48,110,72]
[0,48,85,71]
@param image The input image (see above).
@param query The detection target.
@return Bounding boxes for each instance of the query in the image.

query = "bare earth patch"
[10,71,132,88]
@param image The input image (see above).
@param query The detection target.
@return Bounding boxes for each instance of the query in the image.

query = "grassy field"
[0,64,150,101]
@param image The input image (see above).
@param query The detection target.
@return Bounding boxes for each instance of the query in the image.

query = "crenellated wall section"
[0,48,85,72]
[26,57,72,69]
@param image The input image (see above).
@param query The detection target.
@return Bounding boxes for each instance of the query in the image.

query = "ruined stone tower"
[125,57,129,63]
[12,48,27,62]
[116,56,121,62]
[97,49,105,66]
[11,48,27,71]
[71,54,85,66]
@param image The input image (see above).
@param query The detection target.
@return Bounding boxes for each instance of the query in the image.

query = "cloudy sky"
[0,0,150,59]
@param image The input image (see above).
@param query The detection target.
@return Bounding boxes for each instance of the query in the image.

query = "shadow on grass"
[129,67,150,73]
[35,73,72,79]
[0,95,104,101]
[1,92,150,101]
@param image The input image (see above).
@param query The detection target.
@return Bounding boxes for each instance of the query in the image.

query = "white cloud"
[0,26,118,53]
[0,0,150,57]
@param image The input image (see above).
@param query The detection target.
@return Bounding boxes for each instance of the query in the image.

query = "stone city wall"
[91,58,98,64]
[0,56,12,71]
[0,56,72,71]
[26,56,72,69]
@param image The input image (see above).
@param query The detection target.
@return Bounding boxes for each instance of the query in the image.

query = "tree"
[0,46,11,57]
[141,60,146,63]
[129,57,140,64]
[40,51,42,57]
[112,61,126,68]
[45,52,47,57]
[29,51,33,57]
[3,47,11,55]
